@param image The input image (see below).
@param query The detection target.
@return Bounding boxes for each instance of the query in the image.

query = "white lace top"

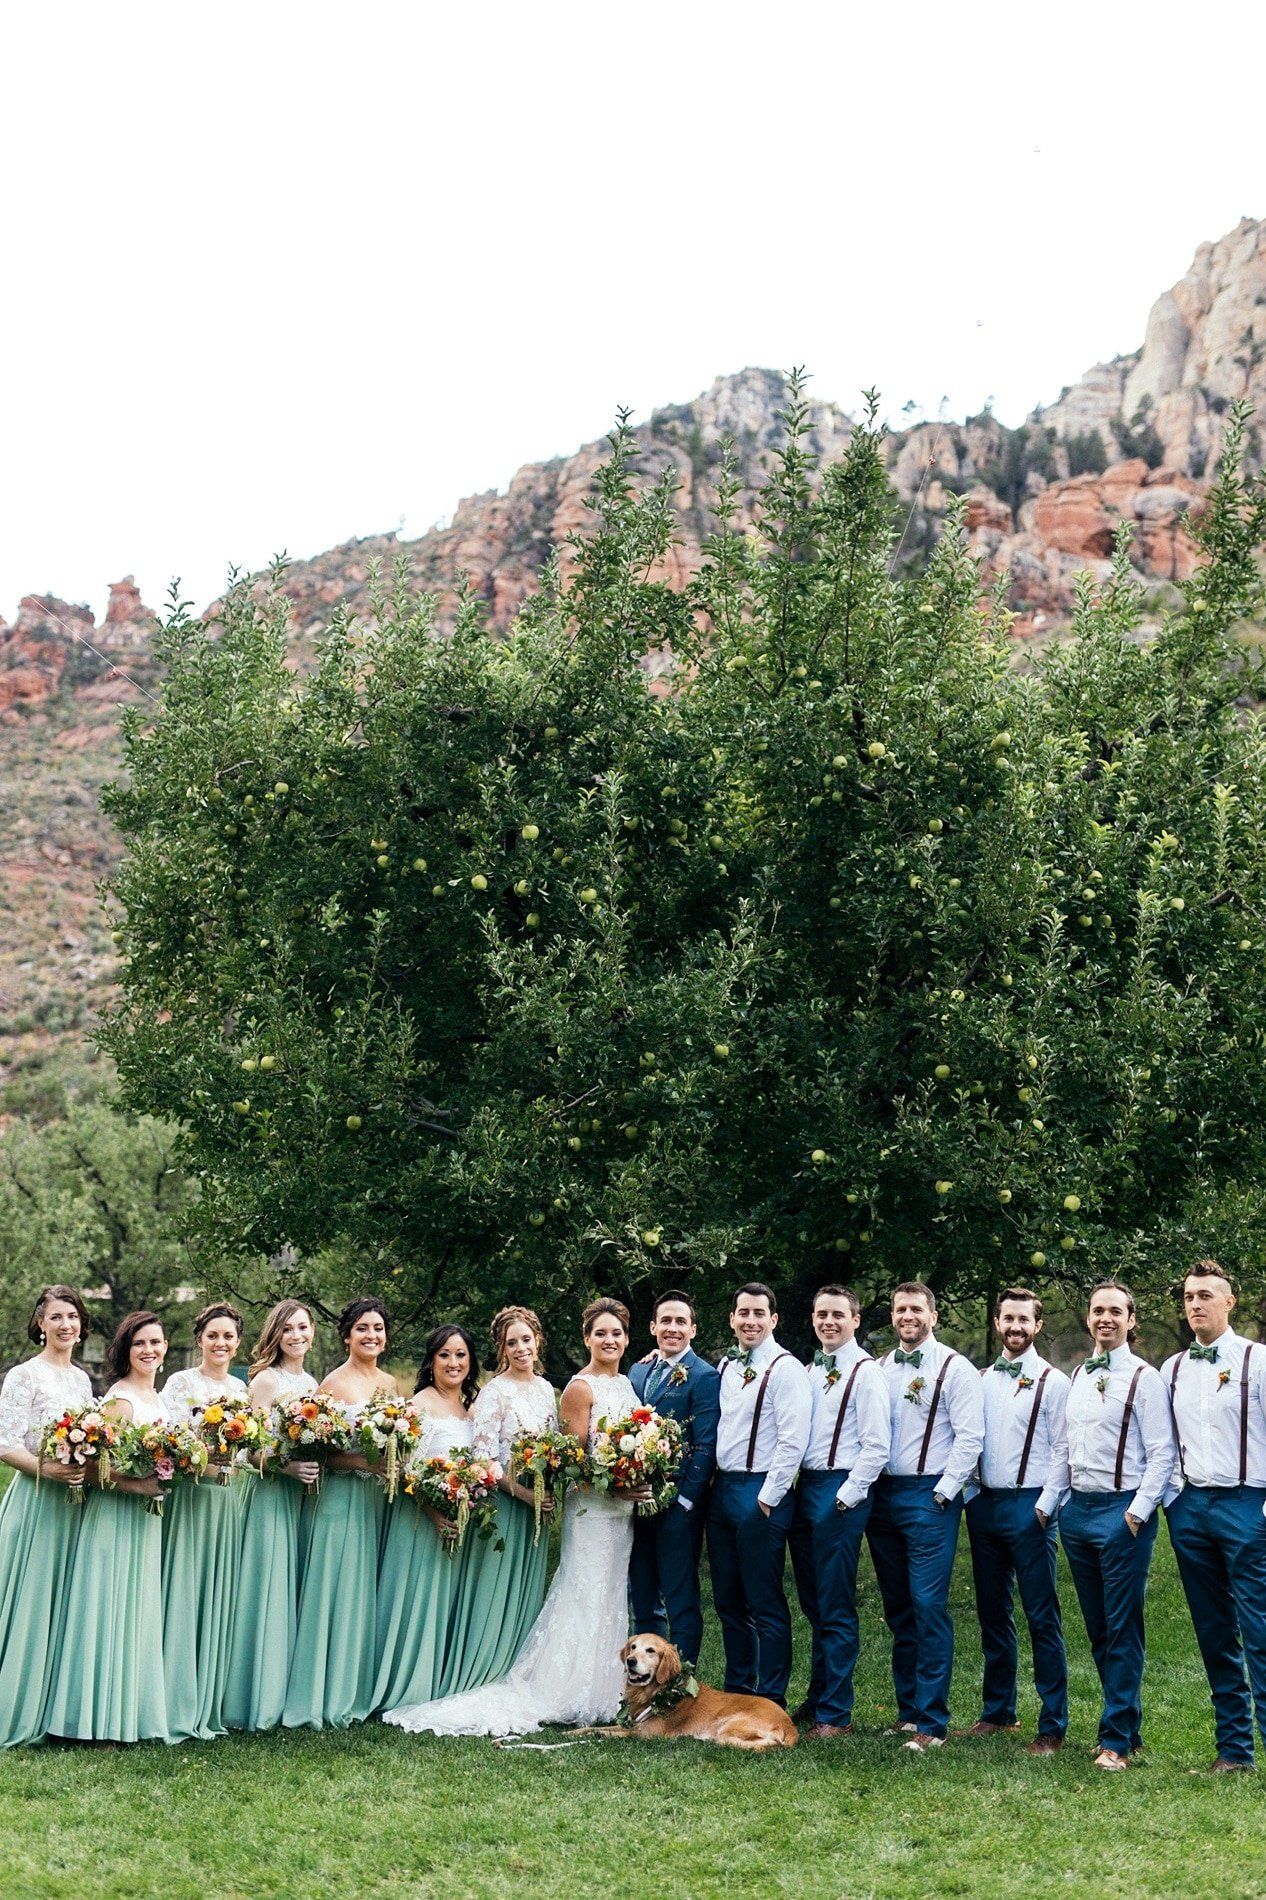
[104,1383,170,1427]
[265,1367,317,1399]
[0,1358,93,1456]
[161,1366,250,1426]
[471,1374,558,1467]
[417,1413,475,1460]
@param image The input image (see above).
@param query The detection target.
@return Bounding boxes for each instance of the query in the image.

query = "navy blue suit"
[628,1350,720,1669]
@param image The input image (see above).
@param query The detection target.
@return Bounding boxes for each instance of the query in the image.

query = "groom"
[629,1289,720,1670]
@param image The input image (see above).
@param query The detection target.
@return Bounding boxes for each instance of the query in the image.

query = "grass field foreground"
[2,1522,1261,1900]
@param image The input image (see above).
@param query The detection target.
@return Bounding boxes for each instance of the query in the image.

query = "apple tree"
[100,386,1266,1351]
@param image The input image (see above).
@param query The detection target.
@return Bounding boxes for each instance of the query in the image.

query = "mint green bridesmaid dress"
[434,1373,554,1696]
[373,1413,472,1715]
[222,1367,317,1732]
[44,1385,170,1744]
[160,1368,249,1742]
[0,1357,93,1746]
[282,1401,385,1730]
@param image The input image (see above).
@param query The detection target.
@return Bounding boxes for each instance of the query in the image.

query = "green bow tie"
[893,1348,922,1368]
[727,1346,752,1366]
[1084,1352,1111,1373]
[1189,1343,1219,1364]
[993,1357,1023,1377]
[813,1350,837,1370]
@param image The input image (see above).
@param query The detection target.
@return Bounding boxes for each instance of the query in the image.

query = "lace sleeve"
[471,1381,507,1463]
[161,1370,197,1426]
[0,1364,34,1454]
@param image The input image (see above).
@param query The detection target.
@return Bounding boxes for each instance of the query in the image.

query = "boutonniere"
[1217,1368,1232,1390]
[1016,1374,1034,1393]
[742,1366,757,1385]
[1095,1375,1110,1399]
[824,1366,842,1390]
[668,1366,688,1389]
[903,1376,926,1406]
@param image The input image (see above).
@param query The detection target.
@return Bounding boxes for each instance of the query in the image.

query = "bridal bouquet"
[589,1406,684,1516]
[408,1449,503,1552]
[357,1391,425,1501]
[268,1390,353,1478]
[116,1420,209,1515]
[40,1403,121,1502]
[510,1428,588,1544]
[191,1395,269,1484]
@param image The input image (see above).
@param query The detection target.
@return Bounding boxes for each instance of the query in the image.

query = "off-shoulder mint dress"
[374,1412,473,1715]
[282,1400,385,1730]
[0,1357,93,1746]
[44,1385,170,1744]
[222,1367,317,1732]
[160,1368,249,1742]
[436,1374,554,1696]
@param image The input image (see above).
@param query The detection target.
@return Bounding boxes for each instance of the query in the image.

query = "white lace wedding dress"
[386,1370,637,1736]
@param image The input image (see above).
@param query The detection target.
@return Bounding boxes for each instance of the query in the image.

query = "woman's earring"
[38,1332,46,1345]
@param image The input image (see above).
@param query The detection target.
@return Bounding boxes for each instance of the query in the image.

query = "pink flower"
[155,1457,175,1480]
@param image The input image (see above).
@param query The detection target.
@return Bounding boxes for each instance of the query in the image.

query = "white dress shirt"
[977,1347,1070,1521]
[801,1338,891,1510]
[1162,1328,1266,1507]
[880,1334,984,1502]
[715,1332,811,1509]
[1051,1343,1174,1521]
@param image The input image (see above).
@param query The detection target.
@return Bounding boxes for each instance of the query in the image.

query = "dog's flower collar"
[618,1666,700,1727]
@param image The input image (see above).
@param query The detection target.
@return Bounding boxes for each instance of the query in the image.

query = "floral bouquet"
[589,1406,684,1516]
[116,1420,209,1515]
[407,1449,503,1552]
[357,1391,426,1501]
[39,1403,121,1502]
[510,1428,588,1544]
[268,1390,354,1480]
[191,1395,269,1484]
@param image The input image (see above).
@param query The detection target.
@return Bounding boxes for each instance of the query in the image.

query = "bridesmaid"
[437,1305,556,1695]
[45,1312,170,1744]
[222,1299,320,1732]
[0,1285,94,1746]
[160,1302,249,1741]
[374,1324,480,1715]
[282,1296,400,1730]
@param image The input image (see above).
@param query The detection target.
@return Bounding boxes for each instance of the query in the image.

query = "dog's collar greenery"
[619,1668,700,1726]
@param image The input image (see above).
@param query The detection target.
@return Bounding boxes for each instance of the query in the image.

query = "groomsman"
[1162,1259,1266,1773]
[628,1289,721,1670]
[707,1282,811,1707]
[789,1284,890,1739]
[1054,1281,1174,1770]
[867,1281,984,1751]
[964,1287,1070,1753]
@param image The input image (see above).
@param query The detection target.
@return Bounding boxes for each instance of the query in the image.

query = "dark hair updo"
[193,1301,244,1343]
[337,1296,391,1349]
[27,1284,90,1347]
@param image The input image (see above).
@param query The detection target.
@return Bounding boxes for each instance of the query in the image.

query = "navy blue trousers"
[866,1473,962,1739]
[1059,1489,1157,1755]
[965,1486,1067,1737]
[629,1495,706,1670]
[1165,1484,1266,1765]
[789,1469,871,1727]
[706,1472,795,1704]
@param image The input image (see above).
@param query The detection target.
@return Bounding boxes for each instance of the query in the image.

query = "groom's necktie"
[644,1358,672,1405]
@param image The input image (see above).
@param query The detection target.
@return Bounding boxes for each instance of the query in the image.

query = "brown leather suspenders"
[1015,1368,1052,1488]
[1171,1343,1257,1484]
[721,1351,792,1471]
[917,1354,958,1475]
[1114,1368,1145,1492]
[827,1361,866,1468]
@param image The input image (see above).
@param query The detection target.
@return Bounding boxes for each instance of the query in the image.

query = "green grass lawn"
[3,1520,1261,1900]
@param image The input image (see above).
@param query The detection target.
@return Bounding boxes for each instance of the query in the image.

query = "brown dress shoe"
[790,1701,816,1725]
[1092,1747,1129,1771]
[1210,1757,1257,1773]
[1027,1736,1063,1755]
[807,1722,854,1740]
[903,1731,946,1752]
[957,1720,1021,1737]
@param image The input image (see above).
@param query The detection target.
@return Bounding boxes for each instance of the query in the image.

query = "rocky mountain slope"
[2,217,1264,1095]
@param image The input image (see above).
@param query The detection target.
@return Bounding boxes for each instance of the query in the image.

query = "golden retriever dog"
[579,1635,797,1751]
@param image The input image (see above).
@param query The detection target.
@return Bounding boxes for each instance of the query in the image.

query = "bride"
[385,1297,648,1735]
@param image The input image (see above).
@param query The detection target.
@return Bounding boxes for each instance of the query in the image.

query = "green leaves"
[101,385,1266,1341]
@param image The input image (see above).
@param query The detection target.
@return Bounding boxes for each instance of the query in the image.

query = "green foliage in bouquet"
[99,378,1266,1336]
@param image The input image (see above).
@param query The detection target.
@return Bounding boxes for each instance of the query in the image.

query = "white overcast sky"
[2,0,1263,620]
